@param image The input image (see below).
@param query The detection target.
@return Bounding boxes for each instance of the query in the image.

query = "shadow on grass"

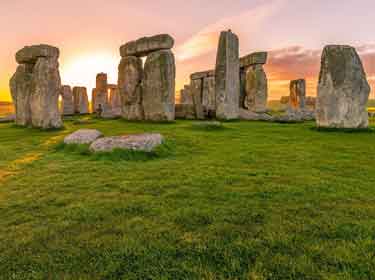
[54,140,176,162]
[10,123,67,132]
[311,126,375,134]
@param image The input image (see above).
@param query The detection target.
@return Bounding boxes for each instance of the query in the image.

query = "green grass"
[1,116,375,279]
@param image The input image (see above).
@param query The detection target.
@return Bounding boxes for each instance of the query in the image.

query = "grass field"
[1,117,375,279]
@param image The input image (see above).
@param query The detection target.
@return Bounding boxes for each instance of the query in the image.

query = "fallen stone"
[240,52,267,68]
[239,109,273,121]
[316,45,370,129]
[215,30,240,120]
[0,114,15,123]
[64,129,103,145]
[143,50,175,121]
[90,133,163,153]
[120,34,174,58]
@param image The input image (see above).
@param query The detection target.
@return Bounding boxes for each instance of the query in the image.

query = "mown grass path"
[1,118,375,279]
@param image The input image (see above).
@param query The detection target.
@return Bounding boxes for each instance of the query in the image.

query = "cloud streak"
[175,0,285,61]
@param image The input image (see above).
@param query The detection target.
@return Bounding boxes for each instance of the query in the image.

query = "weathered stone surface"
[202,76,216,113]
[29,56,62,129]
[109,87,122,117]
[73,87,89,114]
[274,108,315,123]
[61,85,74,115]
[120,34,174,58]
[64,129,103,145]
[16,45,59,64]
[190,70,215,80]
[306,96,317,108]
[244,64,268,113]
[175,104,196,119]
[9,64,33,126]
[239,109,273,121]
[93,73,108,113]
[240,52,267,68]
[290,79,306,110]
[118,56,144,120]
[316,45,370,129]
[191,78,204,120]
[179,85,193,105]
[90,133,163,153]
[215,30,240,120]
[143,50,175,121]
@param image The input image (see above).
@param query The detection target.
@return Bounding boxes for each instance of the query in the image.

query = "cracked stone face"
[316,45,370,129]
[142,50,176,122]
[118,56,144,121]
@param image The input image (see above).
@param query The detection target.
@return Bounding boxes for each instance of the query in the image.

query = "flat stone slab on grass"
[64,129,103,145]
[90,133,164,153]
[0,114,15,123]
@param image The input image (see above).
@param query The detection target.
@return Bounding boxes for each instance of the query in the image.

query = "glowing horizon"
[1,0,375,102]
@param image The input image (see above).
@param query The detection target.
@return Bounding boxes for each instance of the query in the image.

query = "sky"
[0,0,375,102]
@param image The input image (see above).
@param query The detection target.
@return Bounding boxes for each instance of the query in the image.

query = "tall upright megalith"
[10,44,62,129]
[289,79,306,110]
[242,52,268,113]
[215,30,240,120]
[118,34,176,121]
[118,56,144,120]
[316,45,370,129]
[143,50,176,121]
[73,87,89,114]
[61,85,75,115]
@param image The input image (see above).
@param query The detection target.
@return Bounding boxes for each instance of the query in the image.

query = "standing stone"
[61,85,74,115]
[289,79,306,110]
[215,30,240,120]
[242,52,268,113]
[108,85,122,117]
[244,65,268,113]
[9,64,33,126]
[202,75,216,115]
[143,50,175,121]
[73,87,89,114]
[93,73,108,113]
[316,45,370,129]
[191,78,204,120]
[180,85,193,105]
[10,45,62,129]
[118,56,144,120]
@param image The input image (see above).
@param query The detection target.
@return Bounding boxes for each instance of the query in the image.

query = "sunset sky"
[0,0,374,102]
